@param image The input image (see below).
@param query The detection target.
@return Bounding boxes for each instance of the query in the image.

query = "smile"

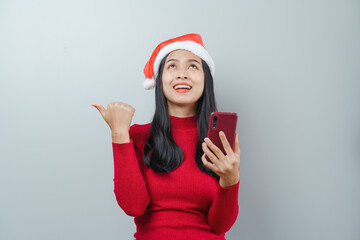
[174,84,192,90]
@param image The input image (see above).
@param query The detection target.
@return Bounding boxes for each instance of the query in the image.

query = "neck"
[167,102,197,118]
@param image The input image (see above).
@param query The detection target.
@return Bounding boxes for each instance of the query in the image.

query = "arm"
[92,102,148,216]
[207,179,240,235]
[202,131,241,234]
[112,127,150,217]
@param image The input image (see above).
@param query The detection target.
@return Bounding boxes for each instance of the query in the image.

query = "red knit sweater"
[112,115,240,240]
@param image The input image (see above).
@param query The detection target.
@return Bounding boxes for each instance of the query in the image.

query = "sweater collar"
[169,115,197,130]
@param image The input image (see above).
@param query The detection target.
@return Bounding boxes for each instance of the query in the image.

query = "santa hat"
[143,33,215,90]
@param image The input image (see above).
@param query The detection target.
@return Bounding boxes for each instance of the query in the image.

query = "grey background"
[0,0,359,239]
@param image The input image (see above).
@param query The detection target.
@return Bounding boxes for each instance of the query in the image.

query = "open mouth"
[174,84,192,90]
[173,84,192,93]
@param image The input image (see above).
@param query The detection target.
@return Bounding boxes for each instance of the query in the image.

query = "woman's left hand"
[201,131,240,188]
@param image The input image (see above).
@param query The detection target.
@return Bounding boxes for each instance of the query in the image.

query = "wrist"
[111,130,130,144]
[111,129,128,137]
[219,176,240,188]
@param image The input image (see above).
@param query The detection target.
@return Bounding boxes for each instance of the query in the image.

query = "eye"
[189,64,197,69]
[169,64,176,69]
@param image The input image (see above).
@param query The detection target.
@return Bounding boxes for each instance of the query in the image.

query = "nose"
[177,68,188,79]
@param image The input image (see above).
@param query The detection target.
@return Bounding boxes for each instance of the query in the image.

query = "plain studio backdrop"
[0,0,359,239]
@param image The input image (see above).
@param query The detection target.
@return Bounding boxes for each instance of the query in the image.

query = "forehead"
[166,49,202,62]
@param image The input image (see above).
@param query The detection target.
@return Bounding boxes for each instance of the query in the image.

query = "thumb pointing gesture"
[91,102,106,118]
[91,101,135,133]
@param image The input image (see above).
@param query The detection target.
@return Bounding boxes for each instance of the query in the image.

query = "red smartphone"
[206,112,238,159]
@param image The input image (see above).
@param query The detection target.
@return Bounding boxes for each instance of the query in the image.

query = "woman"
[92,33,241,240]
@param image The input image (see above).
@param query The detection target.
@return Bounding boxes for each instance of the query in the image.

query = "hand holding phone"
[203,111,240,187]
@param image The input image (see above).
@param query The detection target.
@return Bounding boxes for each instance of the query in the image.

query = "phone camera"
[212,115,217,129]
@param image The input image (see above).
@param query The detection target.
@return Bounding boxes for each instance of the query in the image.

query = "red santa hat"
[143,33,215,90]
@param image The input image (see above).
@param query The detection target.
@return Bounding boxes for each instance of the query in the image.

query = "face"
[161,49,205,112]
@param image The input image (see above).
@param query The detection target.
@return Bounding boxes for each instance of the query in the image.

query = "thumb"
[234,132,240,155]
[91,102,106,118]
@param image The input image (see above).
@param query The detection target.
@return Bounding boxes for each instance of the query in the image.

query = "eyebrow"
[166,58,201,64]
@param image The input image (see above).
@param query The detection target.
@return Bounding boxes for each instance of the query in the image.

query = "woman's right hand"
[91,102,135,134]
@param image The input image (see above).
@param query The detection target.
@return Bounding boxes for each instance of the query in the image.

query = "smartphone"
[206,112,238,158]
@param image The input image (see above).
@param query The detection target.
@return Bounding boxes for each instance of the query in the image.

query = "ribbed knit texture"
[112,115,240,240]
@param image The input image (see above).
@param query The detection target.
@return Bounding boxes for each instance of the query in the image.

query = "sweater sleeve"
[207,179,240,235]
[112,126,150,217]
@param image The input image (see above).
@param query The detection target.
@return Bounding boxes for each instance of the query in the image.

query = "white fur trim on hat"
[152,41,215,81]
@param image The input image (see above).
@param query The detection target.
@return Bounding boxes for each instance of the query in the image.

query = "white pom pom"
[142,78,156,90]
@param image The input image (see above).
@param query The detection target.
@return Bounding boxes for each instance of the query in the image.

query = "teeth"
[174,85,191,90]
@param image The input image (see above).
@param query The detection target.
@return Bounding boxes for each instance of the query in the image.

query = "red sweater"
[112,115,240,240]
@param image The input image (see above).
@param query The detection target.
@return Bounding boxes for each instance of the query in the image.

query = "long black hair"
[143,52,219,178]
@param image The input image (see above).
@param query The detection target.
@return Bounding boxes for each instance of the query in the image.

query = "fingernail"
[204,138,209,143]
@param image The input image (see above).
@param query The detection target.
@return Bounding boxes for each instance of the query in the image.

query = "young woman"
[92,33,241,240]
